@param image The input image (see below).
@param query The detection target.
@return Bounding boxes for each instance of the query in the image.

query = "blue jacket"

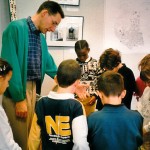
[88,104,143,150]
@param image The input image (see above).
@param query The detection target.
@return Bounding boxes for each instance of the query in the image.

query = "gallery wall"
[15,0,104,95]
[0,0,149,96]
[0,0,10,49]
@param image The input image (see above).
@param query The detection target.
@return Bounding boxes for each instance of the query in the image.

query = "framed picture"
[46,16,84,47]
[9,0,17,21]
[51,0,80,6]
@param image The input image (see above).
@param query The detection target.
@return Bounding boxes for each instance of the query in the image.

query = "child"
[136,54,150,150]
[98,48,136,109]
[75,40,101,116]
[87,71,143,150]
[0,58,21,150]
[28,59,90,150]
[134,76,146,101]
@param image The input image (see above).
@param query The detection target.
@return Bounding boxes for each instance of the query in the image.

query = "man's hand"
[75,83,90,100]
[15,100,27,118]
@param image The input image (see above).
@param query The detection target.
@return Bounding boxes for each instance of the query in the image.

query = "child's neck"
[102,96,122,105]
[57,86,75,94]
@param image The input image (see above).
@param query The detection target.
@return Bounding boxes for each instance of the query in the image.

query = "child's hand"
[88,95,96,105]
[75,83,90,100]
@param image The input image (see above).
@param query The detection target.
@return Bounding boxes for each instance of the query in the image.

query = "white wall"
[3,0,149,96]
[0,0,10,49]
[0,0,10,104]
[16,0,104,95]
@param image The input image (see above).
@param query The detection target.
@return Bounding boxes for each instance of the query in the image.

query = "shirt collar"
[76,56,92,63]
[85,56,92,62]
[27,16,41,33]
[48,91,75,100]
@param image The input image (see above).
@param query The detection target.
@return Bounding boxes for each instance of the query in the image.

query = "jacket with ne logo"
[28,91,90,150]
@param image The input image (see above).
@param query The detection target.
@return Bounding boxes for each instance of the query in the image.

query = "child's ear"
[54,75,58,84]
[97,91,102,99]
[74,79,80,87]
[121,90,126,99]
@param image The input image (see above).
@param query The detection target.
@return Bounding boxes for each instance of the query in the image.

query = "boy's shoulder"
[89,57,98,63]
[88,105,143,120]
[37,96,82,106]
[87,110,101,120]
[128,109,143,119]
[91,57,97,61]
[36,97,85,119]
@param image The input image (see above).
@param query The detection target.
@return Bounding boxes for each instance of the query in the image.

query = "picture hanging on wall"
[46,16,84,47]
[9,0,17,21]
[50,0,80,6]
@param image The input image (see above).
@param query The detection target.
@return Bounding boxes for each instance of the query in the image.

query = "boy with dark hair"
[98,48,136,109]
[28,59,90,150]
[87,71,143,150]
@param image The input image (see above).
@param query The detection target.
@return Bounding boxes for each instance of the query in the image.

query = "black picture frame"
[52,0,80,6]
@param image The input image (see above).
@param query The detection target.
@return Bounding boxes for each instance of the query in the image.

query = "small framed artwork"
[51,0,80,6]
[46,16,84,47]
[8,0,17,21]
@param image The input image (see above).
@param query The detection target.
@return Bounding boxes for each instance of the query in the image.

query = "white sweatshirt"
[0,105,21,150]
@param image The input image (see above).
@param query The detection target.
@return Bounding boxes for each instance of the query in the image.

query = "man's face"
[39,11,62,34]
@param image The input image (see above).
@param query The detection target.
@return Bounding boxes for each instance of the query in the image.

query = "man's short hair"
[37,1,64,18]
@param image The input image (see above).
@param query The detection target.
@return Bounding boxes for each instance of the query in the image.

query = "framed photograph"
[46,16,84,47]
[9,0,17,21]
[51,0,80,6]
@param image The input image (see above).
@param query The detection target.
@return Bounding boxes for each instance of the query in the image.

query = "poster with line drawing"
[104,0,150,53]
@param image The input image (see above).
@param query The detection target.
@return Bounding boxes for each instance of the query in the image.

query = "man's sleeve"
[1,22,25,101]
[45,52,58,79]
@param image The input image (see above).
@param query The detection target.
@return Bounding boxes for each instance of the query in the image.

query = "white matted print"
[104,0,150,53]
[51,0,80,6]
[46,16,84,47]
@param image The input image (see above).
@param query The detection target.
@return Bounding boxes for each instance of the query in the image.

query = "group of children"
[0,40,150,150]
[28,46,149,150]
